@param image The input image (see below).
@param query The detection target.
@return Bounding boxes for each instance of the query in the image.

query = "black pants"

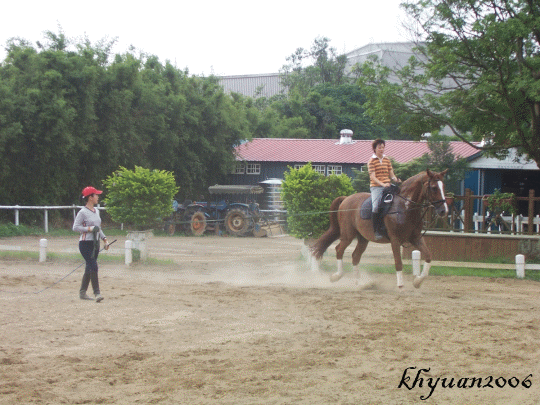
[79,240,100,294]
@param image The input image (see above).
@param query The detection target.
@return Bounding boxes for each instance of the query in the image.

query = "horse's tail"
[311,196,347,260]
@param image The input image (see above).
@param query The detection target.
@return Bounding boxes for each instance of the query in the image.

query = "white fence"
[0,205,106,233]
[473,213,540,234]
[410,250,539,279]
[447,210,540,234]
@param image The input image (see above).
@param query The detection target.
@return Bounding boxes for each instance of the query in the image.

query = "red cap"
[82,186,103,197]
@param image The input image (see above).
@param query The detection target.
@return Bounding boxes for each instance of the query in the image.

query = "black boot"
[89,271,103,302]
[372,212,384,241]
[79,269,93,300]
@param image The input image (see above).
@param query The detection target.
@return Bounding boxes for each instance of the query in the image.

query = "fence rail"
[0,205,106,233]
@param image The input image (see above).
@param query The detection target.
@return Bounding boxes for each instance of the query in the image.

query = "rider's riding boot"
[372,212,384,240]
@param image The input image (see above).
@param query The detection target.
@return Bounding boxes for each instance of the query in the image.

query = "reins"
[386,180,447,218]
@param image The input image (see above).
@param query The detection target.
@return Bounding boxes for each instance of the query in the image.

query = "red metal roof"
[235,138,481,164]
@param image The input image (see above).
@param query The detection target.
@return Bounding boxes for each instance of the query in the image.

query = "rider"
[368,139,400,240]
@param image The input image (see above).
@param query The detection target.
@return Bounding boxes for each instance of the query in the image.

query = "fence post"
[39,239,47,263]
[515,254,525,279]
[125,240,133,266]
[15,206,20,226]
[412,250,421,277]
[464,188,473,232]
[44,209,49,233]
[528,189,535,235]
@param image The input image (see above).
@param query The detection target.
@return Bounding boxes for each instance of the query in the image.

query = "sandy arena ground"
[0,234,539,404]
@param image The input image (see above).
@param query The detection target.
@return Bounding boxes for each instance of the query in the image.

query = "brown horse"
[310,169,449,289]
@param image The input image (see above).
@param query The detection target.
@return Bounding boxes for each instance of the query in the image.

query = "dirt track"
[0,235,539,404]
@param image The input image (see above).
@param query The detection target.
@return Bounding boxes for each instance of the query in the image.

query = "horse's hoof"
[413,276,424,289]
[330,273,342,283]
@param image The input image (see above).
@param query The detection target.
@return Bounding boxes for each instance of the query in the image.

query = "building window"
[294,164,304,170]
[233,163,245,174]
[312,165,326,176]
[327,165,342,175]
[246,163,261,175]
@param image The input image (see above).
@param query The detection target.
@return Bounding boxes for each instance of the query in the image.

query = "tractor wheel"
[187,211,207,236]
[224,208,250,236]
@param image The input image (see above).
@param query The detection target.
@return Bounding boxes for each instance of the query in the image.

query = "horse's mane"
[399,171,428,195]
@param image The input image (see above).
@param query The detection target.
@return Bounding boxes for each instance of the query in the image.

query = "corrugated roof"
[235,138,481,164]
[219,73,286,98]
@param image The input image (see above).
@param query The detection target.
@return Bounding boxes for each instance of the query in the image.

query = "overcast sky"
[1,0,410,76]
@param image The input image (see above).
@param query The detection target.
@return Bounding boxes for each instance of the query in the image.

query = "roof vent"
[339,129,353,145]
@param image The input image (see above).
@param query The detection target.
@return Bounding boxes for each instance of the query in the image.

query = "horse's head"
[425,169,449,217]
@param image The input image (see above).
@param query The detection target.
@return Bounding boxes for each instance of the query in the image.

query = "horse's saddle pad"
[360,197,375,220]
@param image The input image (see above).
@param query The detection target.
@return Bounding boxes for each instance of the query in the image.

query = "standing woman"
[73,186,109,302]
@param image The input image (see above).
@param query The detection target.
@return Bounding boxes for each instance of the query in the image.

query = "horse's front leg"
[412,237,432,289]
[390,240,404,288]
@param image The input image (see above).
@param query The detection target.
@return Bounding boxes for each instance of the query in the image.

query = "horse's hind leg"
[329,236,354,282]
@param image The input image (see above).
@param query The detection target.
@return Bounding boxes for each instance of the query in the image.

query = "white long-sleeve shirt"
[73,207,107,241]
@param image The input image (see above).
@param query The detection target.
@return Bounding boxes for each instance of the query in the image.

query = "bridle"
[390,177,447,215]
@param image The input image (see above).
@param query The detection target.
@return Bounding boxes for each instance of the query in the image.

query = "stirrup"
[383,194,394,203]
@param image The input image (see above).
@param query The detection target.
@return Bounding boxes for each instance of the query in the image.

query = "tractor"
[164,185,268,237]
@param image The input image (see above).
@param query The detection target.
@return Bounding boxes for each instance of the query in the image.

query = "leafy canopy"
[0,29,252,208]
[357,0,540,166]
[103,166,179,230]
[281,163,355,239]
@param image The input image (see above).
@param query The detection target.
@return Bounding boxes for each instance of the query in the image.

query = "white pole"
[39,239,47,263]
[15,207,19,226]
[412,250,421,277]
[516,254,525,279]
[125,240,133,266]
[44,209,49,233]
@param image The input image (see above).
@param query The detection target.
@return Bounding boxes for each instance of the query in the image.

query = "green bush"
[281,163,355,239]
[103,166,179,230]
[0,223,34,237]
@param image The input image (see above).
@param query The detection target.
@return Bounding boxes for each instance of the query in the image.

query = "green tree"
[281,163,355,238]
[280,37,351,96]
[103,166,179,230]
[357,0,540,166]
[0,29,252,212]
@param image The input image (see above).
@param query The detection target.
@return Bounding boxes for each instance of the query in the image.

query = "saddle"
[360,184,400,220]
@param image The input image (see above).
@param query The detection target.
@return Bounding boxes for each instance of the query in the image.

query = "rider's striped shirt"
[367,155,393,187]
